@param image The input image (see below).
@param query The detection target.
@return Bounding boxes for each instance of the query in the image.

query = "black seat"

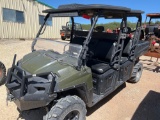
[91,63,111,74]
[122,38,132,57]
[95,26,105,32]
[74,30,118,40]
[72,31,117,74]
[87,40,117,74]
[120,27,132,64]
[120,39,132,64]
[71,36,85,45]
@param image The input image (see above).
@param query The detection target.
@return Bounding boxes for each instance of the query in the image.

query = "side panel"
[135,41,150,58]
[92,69,118,95]
[55,67,93,93]
[120,61,134,82]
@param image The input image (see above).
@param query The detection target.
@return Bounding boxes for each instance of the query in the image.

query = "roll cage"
[145,13,160,24]
[32,4,143,69]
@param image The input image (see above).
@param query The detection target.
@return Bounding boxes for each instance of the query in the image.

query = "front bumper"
[6,55,57,111]
[7,91,56,111]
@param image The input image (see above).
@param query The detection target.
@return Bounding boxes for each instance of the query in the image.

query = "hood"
[20,51,71,76]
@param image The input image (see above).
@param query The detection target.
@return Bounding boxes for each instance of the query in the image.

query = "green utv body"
[6,4,149,120]
[21,50,93,92]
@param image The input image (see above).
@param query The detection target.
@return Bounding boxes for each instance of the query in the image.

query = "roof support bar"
[70,17,74,43]
[78,15,99,68]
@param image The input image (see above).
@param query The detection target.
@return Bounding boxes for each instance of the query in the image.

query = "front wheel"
[0,61,6,86]
[44,96,86,120]
[128,62,143,83]
[61,36,66,40]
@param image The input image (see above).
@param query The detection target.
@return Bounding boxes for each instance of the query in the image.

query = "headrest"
[122,27,131,34]
[95,26,104,32]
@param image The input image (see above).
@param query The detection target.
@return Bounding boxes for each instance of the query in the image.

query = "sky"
[39,0,160,23]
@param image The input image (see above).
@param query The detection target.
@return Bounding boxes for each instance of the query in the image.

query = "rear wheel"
[0,62,6,86]
[61,36,66,40]
[128,62,143,83]
[44,96,86,120]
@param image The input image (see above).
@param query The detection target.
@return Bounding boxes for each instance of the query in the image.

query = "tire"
[61,36,66,40]
[44,96,87,120]
[0,61,6,86]
[128,62,143,83]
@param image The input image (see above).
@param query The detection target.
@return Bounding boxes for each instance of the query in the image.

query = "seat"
[72,31,117,74]
[122,38,132,57]
[71,36,85,45]
[87,40,117,74]
[91,63,111,74]
[95,26,105,32]
[120,27,132,64]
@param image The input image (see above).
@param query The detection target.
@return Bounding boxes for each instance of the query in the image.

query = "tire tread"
[44,95,86,120]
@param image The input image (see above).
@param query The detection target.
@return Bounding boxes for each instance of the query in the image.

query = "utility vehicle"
[60,22,82,40]
[6,4,149,120]
[144,13,160,34]
[144,13,160,59]
[0,61,6,86]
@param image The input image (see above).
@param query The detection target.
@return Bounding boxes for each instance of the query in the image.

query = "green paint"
[21,50,93,91]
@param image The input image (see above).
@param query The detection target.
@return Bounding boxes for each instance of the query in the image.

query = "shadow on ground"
[152,66,160,73]
[87,83,126,116]
[140,58,160,73]
[131,90,160,120]
[18,108,46,120]
[143,66,160,73]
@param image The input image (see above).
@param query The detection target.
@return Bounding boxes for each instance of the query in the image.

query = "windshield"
[34,38,82,66]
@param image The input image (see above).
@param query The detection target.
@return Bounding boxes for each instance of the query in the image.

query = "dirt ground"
[0,39,160,120]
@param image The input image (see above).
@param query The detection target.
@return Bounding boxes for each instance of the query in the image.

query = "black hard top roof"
[130,10,144,14]
[43,4,143,19]
[43,4,131,14]
[127,10,144,17]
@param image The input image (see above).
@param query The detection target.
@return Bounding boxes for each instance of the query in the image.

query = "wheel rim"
[64,110,80,120]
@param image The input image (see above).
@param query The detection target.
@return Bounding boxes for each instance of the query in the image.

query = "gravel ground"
[0,39,160,120]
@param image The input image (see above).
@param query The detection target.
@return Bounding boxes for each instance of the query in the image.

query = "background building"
[0,0,69,39]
